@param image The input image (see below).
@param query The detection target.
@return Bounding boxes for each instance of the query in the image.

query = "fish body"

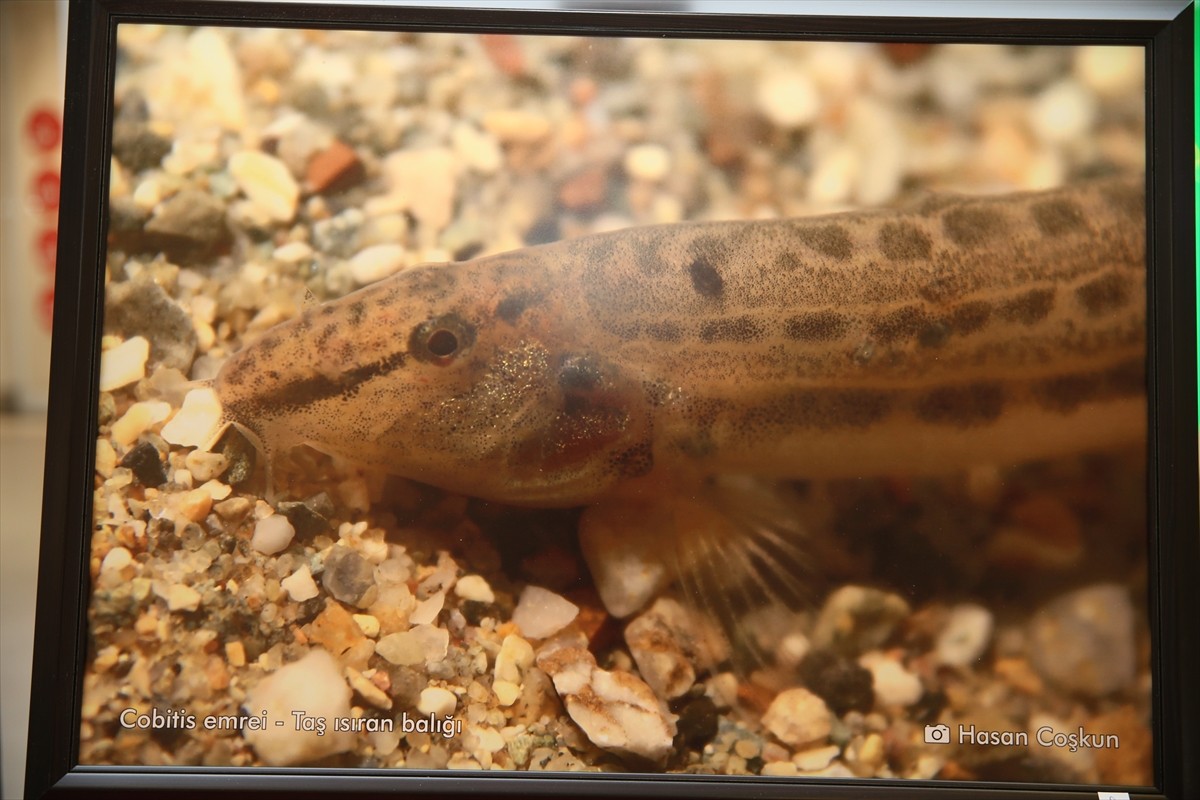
[215,177,1146,508]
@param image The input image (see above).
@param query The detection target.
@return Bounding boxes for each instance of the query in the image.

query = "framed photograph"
[26,1,1197,798]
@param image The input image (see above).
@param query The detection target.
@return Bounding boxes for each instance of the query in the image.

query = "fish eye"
[410,313,474,365]
[426,329,459,357]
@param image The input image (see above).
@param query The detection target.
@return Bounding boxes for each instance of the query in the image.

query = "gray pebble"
[1028,583,1136,697]
[105,276,197,372]
[143,189,231,263]
[322,545,376,607]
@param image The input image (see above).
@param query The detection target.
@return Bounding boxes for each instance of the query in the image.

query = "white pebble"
[185,449,228,482]
[494,634,534,684]
[859,651,923,707]
[352,613,380,638]
[408,590,444,625]
[763,688,832,747]
[493,680,520,706]
[100,546,133,575]
[453,574,495,604]
[348,244,407,285]
[243,650,354,766]
[229,150,299,223]
[624,143,671,182]
[273,241,314,263]
[1029,79,1096,145]
[936,604,994,667]
[251,514,295,555]
[756,71,820,129]
[99,336,150,392]
[161,387,223,447]
[793,743,841,771]
[536,644,676,763]
[512,585,579,639]
[417,686,457,716]
[280,564,320,602]
[167,584,201,612]
[807,145,858,206]
[450,122,503,175]
[110,401,171,447]
[95,438,118,478]
[184,29,246,131]
[1074,45,1143,97]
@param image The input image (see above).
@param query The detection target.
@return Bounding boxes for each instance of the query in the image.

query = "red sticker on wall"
[26,107,62,152]
[30,169,60,213]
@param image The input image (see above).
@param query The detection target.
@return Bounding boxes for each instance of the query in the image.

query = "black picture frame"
[26,1,1197,798]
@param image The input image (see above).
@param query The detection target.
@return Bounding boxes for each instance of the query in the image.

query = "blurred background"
[2,2,64,797]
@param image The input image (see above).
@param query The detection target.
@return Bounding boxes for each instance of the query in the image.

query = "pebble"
[536,644,676,763]
[1074,45,1143,97]
[936,603,994,667]
[494,633,534,688]
[184,449,228,482]
[229,151,300,223]
[859,651,923,708]
[762,688,833,747]
[417,686,457,716]
[450,122,503,174]
[625,598,724,700]
[408,591,444,625]
[375,148,458,238]
[280,564,320,602]
[1028,583,1135,697]
[305,139,364,194]
[177,488,213,523]
[182,28,246,131]
[453,574,495,604]
[273,241,313,263]
[94,438,118,478]
[112,121,172,173]
[160,387,222,447]
[797,650,875,715]
[482,109,552,143]
[242,649,354,766]
[512,585,579,639]
[167,584,201,612]
[119,440,166,486]
[812,585,911,656]
[577,503,671,617]
[100,546,133,579]
[1029,79,1096,145]
[142,189,230,262]
[110,401,171,447]
[624,143,671,182]
[321,545,375,606]
[793,743,841,771]
[755,71,820,128]
[251,515,295,556]
[352,613,380,638]
[347,243,407,285]
[106,277,199,374]
[344,666,392,710]
[376,624,448,666]
[98,336,150,392]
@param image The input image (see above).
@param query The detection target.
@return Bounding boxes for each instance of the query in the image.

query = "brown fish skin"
[214,176,1146,507]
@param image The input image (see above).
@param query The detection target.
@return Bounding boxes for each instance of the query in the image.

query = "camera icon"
[924,724,951,744]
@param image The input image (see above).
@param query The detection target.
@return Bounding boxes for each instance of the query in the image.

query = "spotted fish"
[213,176,1146,618]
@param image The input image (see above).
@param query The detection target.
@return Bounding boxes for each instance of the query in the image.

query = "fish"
[213,176,1146,626]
